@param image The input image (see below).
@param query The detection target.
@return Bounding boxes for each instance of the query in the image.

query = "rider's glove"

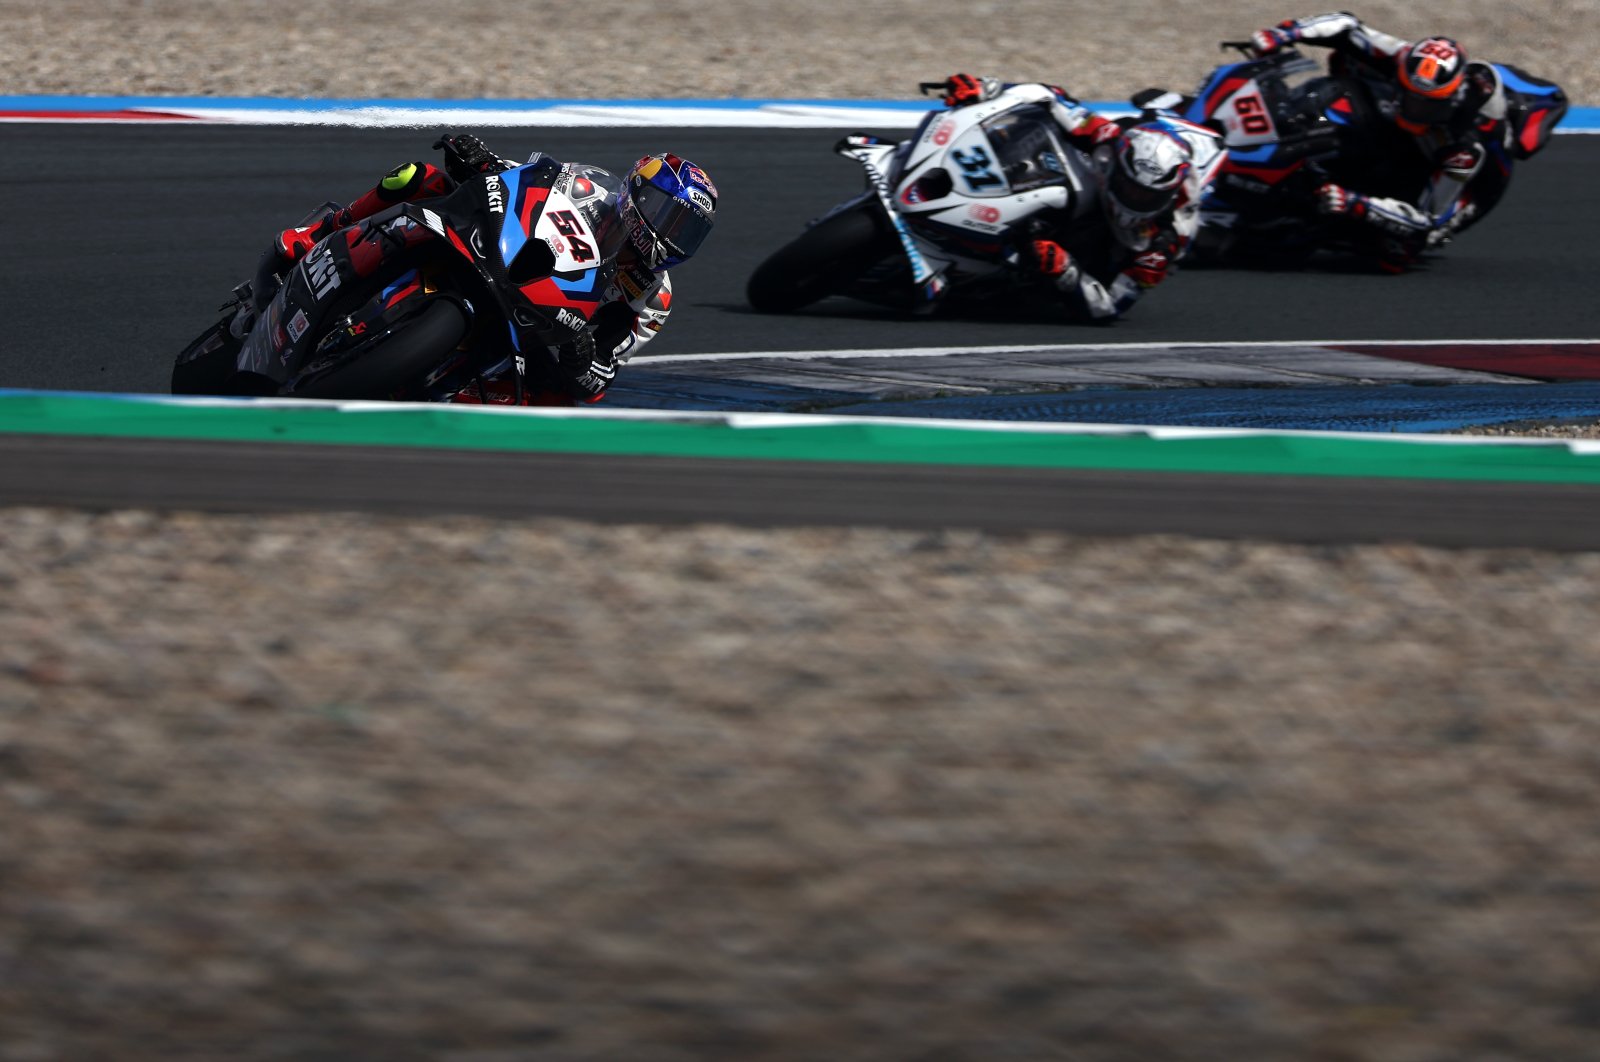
[555,331,617,402]
[1250,21,1299,55]
[433,133,513,182]
[1123,248,1172,290]
[1030,239,1081,290]
[1316,182,1368,220]
[943,73,1002,108]
[1031,239,1070,276]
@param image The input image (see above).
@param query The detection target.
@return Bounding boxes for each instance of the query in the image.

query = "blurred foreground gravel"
[5,3,1600,1058]
[5,509,1600,1060]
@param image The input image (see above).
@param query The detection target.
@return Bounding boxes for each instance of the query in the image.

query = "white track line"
[640,338,1600,365]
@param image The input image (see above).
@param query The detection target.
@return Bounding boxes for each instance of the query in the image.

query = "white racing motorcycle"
[748,83,1112,315]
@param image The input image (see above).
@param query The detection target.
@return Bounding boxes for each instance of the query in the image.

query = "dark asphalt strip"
[3,434,1598,550]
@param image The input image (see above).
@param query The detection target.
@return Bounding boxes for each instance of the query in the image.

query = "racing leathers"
[942,77,1224,321]
[271,134,672,404]
[1251,12,1567,260]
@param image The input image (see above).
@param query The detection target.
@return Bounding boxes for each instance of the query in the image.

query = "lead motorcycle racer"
[227,133,716,404]
[1236,11,1567,269]
[927,74,1222,321]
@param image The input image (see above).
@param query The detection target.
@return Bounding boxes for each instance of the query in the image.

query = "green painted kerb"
[4,393,1600,485]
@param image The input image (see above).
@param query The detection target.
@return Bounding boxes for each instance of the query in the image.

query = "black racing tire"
[293,299,470,400]
[746,205,897,313]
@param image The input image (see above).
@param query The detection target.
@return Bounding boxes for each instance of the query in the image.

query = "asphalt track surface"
[7,432,1600,550]
[4,125,1599,392]
[3,125,1600,546]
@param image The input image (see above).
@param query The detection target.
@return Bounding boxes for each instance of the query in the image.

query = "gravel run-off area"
[4,3,1600,1059]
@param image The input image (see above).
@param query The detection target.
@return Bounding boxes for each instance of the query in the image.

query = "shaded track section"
[5,434,1600,550]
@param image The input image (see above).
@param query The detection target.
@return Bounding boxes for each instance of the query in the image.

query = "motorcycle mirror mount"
[1131,88,1185,113]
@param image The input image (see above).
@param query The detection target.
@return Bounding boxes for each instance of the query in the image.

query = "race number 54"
[548,209,595,263]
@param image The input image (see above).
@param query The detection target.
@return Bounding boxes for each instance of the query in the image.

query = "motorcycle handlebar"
[1220,39,1262,57]
[919,81,950,96]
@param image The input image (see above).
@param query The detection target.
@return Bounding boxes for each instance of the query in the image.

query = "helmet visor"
[1399,90,1457,128]
[1108,166,1176,217]
[634,183,714,261]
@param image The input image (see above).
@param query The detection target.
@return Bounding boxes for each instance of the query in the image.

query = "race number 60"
[1234,93,1273,135]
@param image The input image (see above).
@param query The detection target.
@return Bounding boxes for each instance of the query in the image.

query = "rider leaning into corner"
[1248,11,1567,270]
[940,74,1225,321]
[265,133,717,404]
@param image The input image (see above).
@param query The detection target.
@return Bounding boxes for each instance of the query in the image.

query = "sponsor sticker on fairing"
[307,247,341,300]
[287,308,310,341]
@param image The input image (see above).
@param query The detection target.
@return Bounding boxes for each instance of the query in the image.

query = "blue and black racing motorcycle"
[1139,40,1567,269]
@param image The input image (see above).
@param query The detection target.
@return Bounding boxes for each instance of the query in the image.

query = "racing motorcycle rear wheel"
[746,205,897,313]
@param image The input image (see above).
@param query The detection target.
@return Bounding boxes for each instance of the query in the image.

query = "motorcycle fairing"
[1492,63,1568,159]
[889,104,1079,227]
[836,134,948,304]
[495,162,607,322]
[1184,51,1322,148]
[234,207,440,385]
[828,101,1104,309]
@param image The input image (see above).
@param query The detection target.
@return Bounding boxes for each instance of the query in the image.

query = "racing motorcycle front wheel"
[746,205,897,313]
[292,299,471,399]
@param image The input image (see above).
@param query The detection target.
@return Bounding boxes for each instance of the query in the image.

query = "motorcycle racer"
[265,133,716,403]
[941,74,1224,321]
[1247,12,1567,267]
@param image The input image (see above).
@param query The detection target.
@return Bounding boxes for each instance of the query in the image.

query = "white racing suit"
[980,83,1225,320]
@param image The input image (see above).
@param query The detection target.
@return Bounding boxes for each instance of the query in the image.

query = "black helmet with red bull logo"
[621,154,718,272]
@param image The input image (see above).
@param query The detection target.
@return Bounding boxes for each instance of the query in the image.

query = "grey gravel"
[6,509,1600,1061]
[1,0,1593,105]
[5,4,1600,1059]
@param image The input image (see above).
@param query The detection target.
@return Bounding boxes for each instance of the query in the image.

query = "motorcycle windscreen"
[982,110,1071,193]
[588,203,628,262]
[1107,165,1175,217]
[633,183,713,260]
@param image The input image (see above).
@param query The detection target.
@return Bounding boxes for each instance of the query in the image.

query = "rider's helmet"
[1394,37,1468,130]
[620,154,718,272]
[1100,122,1193,242]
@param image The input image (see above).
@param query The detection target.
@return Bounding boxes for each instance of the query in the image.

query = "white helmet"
[1101,121,1193,244]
